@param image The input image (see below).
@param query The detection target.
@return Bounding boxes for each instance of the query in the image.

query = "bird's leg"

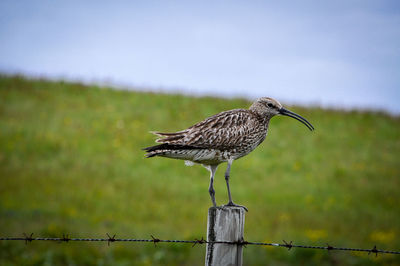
[208,165,218,207]
[225,160,234,204]
[224,159,248,212]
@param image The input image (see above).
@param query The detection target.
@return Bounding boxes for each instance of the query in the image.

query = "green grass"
[0,75,399,265]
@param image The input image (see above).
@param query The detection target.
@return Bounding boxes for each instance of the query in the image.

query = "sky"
[0,0,399,114]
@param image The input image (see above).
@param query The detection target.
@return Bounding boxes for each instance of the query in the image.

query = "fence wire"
[1,233,399,256]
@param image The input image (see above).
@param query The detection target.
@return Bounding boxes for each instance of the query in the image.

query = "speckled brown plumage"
[145,109,269,164]
[143,97,314,210]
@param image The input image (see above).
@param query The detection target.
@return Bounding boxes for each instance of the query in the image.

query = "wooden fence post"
[205,206,245,266]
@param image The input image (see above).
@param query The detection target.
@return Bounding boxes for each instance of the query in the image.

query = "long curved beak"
[279,108,314,131]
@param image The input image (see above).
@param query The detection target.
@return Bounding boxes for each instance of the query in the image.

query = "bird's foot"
[223,201,248,212]
[210,198,217,208]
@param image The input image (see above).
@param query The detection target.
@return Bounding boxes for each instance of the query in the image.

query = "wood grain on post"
[205,206,245,266]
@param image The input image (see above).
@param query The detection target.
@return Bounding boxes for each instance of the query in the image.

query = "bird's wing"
[153,109,258,149]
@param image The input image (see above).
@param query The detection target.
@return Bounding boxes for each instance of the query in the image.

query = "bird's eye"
[267,103,274,108]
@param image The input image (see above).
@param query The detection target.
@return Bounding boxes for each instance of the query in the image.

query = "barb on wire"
[326,243,334,252]
[150,235,160,247]
[369,245,378,257]
[236,239,249,248]
[61,234,70,243]
[1,234,399,256]
[192,237,207,247]
[282,240,293,251]
[23,233,33,245]
[106,234,116,246]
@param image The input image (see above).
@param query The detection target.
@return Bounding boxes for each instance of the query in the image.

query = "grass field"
[1,75,399,265]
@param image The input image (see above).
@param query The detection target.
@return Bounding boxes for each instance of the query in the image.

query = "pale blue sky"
[1,0,399,113]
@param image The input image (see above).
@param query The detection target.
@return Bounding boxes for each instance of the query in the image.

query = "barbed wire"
[1,233,399,256]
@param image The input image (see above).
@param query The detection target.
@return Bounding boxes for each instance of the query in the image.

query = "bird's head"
[250,97,314,131]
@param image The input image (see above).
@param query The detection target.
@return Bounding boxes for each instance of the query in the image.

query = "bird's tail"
[142,143,169,158]
[142,143,200,158]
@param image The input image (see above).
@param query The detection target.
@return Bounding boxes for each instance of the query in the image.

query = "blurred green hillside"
[1,75,399,265]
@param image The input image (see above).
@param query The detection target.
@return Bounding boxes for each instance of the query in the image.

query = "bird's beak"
[279,108,314,131]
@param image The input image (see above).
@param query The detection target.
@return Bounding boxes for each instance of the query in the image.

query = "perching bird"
[143,97,314,211]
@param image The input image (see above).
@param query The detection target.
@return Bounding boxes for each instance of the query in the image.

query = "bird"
[143,97,314,211]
